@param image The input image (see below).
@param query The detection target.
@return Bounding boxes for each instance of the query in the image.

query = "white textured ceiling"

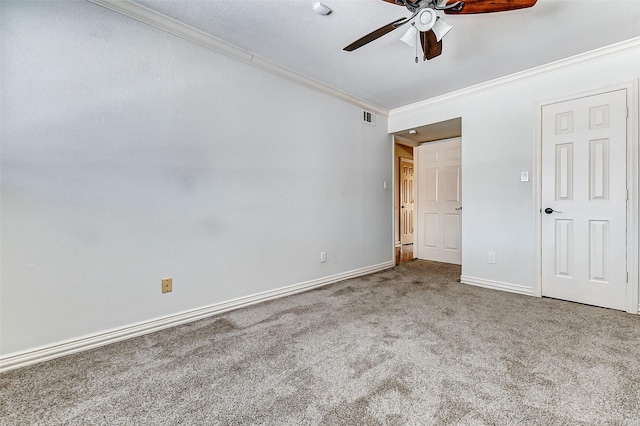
[132,0,640,110]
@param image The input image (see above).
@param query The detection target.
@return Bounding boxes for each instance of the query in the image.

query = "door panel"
[444,214,460,250]
[541,89,627,310]
[416,138,462,265]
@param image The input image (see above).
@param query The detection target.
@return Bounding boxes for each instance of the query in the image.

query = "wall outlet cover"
[162,277,172,293]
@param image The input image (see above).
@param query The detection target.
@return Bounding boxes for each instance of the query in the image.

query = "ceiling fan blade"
[444,0,537,14]
[344,18,407,51]
[420,30,442,60]
[381,0,405,5]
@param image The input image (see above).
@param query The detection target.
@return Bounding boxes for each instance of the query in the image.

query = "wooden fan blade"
[343,18,407,51]
[381,0,405,5]
[420,30,442,60]
[444,0,537,14]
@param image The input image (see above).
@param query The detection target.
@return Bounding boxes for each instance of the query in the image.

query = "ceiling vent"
[362,110,376,126]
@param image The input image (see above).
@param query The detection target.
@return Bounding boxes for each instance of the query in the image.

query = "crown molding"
[87,0,388,116]
[390,36,640,117]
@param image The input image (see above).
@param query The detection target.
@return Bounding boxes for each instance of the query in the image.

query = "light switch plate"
[521,171,529,182]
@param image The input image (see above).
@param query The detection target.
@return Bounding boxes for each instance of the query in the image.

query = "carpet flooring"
[2,260,640,425]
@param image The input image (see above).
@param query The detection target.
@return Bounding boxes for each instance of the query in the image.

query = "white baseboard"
[0,261,394,373]
[460,275,535,297]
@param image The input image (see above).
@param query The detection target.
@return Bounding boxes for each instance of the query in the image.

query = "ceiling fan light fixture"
[432,17,453,42]
[312,2,332,15]
[400,25,418,47]
[414,8,437,32]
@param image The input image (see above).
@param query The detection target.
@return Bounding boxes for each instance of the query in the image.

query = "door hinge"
[626,189,629,201]
[626,272,629,283]
[626,107,629,119]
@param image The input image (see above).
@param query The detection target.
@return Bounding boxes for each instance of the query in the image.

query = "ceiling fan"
[344,0,537,62]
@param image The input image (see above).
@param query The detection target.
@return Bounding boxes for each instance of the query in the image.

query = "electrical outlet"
[162,277,172,293]
[320,252,326,263]
[488,252,496,264]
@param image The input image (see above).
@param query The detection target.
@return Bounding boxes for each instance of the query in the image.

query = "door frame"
[534,81,639,314]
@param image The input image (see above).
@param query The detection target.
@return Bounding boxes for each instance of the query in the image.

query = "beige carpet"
[2,260,640,425]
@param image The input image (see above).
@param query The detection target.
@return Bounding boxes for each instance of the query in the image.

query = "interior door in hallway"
[416,138,462,265]
[400,158,415,246]
[541,89,628,310]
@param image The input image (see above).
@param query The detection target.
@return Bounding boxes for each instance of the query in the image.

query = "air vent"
[362,110,376,125]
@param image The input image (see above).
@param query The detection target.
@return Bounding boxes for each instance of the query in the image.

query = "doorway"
[395,143,415,264]
[393,118,463,266]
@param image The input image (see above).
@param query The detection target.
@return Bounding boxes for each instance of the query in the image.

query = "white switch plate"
[521,171,529,182]
[320,252,326,263]
[383,181,388,190]
[488,252,496,264]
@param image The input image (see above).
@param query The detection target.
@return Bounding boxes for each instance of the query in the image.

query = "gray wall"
[0,1,392,355]
[389,43,640,302]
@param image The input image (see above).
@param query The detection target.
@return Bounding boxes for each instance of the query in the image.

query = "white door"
[400,158,415,246]
[416,138,462,265]
[541,89,628,310]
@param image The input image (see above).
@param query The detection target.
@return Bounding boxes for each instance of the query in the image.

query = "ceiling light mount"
[312,2,332,16]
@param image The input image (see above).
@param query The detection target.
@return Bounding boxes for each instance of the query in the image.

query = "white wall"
[0,1,392,356]
[389,42,640,300]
